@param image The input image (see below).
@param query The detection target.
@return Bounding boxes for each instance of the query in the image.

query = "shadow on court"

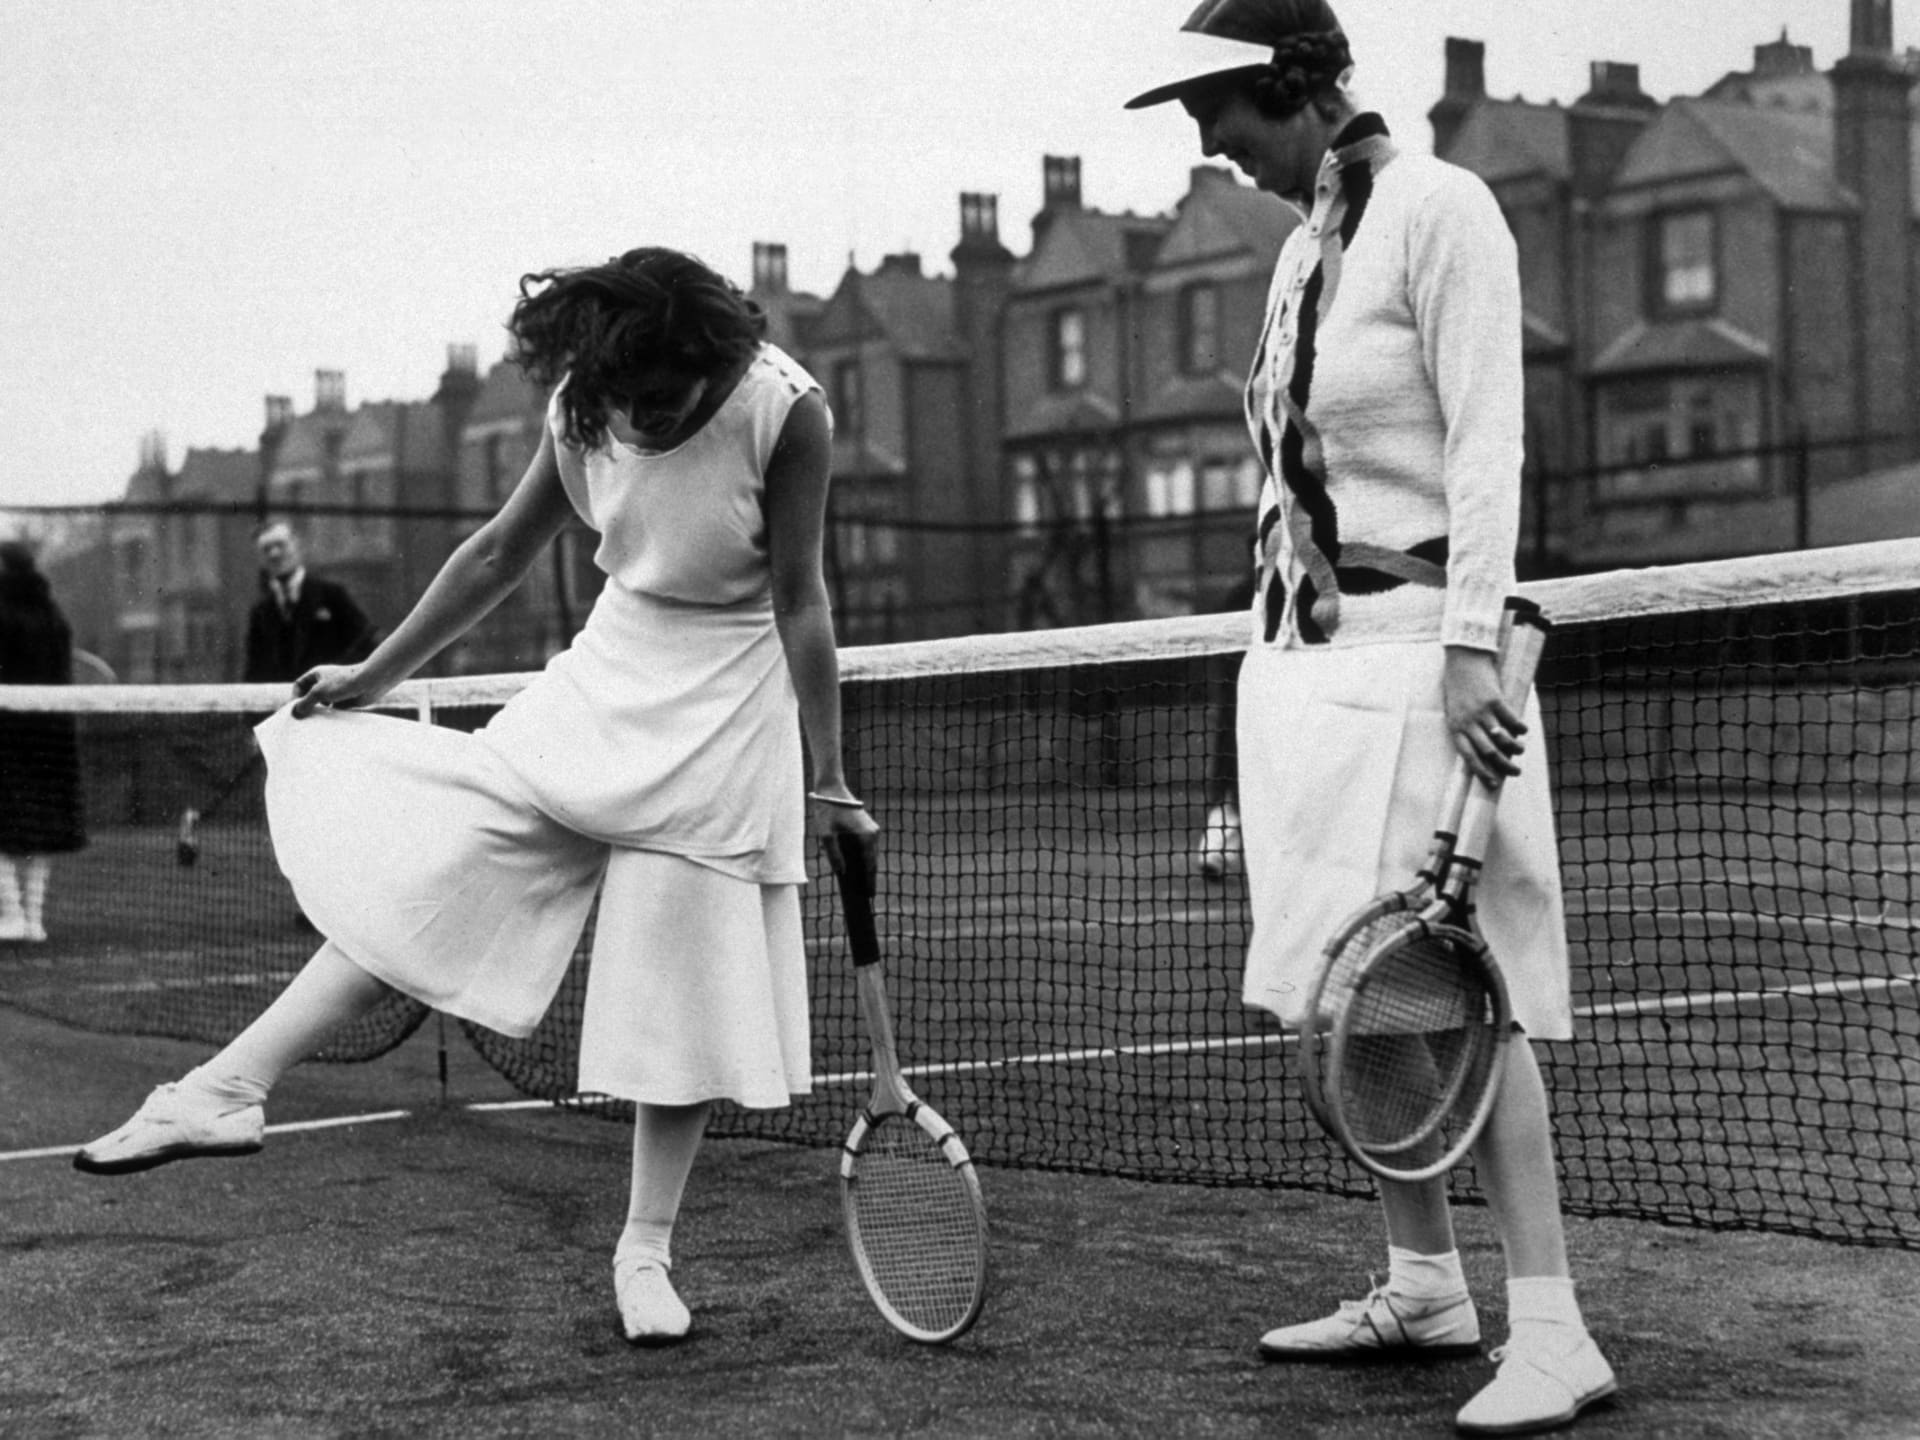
[3,1000,1919,1439]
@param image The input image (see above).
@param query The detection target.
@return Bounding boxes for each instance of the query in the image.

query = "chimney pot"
[1852,0,1894,56]
[752,241,790,293]
[1042,154,1083,210]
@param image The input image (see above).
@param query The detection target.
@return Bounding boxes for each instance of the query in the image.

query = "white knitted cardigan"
[1244,114,1524,654]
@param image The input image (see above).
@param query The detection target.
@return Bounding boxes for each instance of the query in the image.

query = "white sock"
[1506,1275,1586,1343]
[1388,1246,1469,1302]
[179,1064,271,1111]
[616,1102,711,1271]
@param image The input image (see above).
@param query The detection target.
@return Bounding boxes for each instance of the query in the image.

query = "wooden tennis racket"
[830,846,988,1344]
[1317,600,1550,1183]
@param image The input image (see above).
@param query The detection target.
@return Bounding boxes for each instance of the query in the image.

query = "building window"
[1654,210,1717,315]
[1178,284,1222,375]
[1145,460,1197,518]
[1049,307,1088,390]
[833,359,865,437]
[1012,456,1043,534]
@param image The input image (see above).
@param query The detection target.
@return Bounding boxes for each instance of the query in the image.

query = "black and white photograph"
[3,3,1919,1435]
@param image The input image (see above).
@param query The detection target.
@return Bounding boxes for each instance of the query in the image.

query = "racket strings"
[847,1116,984,1336]
[1335,932,1500,1154]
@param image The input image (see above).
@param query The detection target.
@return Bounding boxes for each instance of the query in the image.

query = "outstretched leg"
[74,942,391,1174]
[612,1101,712,1345]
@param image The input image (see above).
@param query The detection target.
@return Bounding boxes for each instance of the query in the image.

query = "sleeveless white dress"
[255,344,821,1107]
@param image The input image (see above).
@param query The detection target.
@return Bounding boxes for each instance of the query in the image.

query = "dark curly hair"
[1243,29,1353,120]
[508,246,767,451]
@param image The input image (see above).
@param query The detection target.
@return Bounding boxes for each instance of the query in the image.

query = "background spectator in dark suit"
[243,520,378,684]
[0,540,86,943]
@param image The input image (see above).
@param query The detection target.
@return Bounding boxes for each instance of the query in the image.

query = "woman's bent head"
[509,247,767,450]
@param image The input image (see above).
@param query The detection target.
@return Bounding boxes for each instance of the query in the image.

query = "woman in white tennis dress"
[76,247,878,1347]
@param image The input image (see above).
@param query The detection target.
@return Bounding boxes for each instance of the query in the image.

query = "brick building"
[1437,0,1920,571]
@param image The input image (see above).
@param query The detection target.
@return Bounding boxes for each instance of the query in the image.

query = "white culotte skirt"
[253,584,814,1109]
[1235,640,1572,1040]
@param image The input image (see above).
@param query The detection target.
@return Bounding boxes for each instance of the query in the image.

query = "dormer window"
[1653,210,1717,315]
[1050,307,1088,390]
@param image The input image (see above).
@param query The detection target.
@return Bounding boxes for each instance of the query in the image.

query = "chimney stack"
[1833,0,1915,460]
[1568,60,1657,200]
[263,395,292,433]
[1428,37,1486,157]
[315,369,346,412]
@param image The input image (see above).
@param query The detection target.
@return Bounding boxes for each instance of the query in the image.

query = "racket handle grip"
[832,855,883,968]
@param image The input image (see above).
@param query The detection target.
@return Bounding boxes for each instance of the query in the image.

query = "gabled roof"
[810,263,961,361]
[1154,168,1297,270]
[1612,100,1851,212]
[1018,208,1174,293]
[172,447,256,502]
[1591,316,1771,375]
[1444,100,1571,185]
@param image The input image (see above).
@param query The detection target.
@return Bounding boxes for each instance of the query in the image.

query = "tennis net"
[3,538,1917,1249]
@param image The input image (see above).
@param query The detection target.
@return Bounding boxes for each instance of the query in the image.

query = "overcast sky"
[3,0,1910,511]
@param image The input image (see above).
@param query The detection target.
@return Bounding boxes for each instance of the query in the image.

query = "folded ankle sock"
[180,1065,270,1111]
[615,1221,673,1271]
[1506,1275,1586,1346]
[1388,1246,1469,1303]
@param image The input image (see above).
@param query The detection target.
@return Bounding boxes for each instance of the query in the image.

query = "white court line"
[14,970,1917,1162]
[0,1108,414,1165]
[1579,970,1920,1018]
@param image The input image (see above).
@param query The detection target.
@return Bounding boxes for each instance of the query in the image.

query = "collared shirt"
[272,567,306,616]
[1244,114,1523,652]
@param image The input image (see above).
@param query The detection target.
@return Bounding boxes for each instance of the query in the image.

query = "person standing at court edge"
[74,246,879,1348]
[1127,2,1615,1433]
[0,541,86,943]
[243,519,378,684]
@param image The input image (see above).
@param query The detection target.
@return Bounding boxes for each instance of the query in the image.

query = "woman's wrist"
[807,788,866,810]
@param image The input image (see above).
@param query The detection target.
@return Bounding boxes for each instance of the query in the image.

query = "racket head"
[1297,897,1415,1129]
[840,1100,989,1344]
[1324,919,1513,1183]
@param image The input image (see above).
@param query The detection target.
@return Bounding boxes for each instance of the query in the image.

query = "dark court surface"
[4,999,1919,1439]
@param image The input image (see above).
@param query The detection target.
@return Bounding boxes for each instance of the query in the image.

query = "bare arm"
[291,428,576,716]
[764,391,879,868]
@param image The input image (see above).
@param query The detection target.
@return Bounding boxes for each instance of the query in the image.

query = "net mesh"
[2,539,1918,1249]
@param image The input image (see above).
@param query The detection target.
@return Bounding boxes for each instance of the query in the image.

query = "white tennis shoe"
[1455,1327,1616,1435]
[614,1255,691,1346]
[1259,1282,1481,1361]
[72,1082,264,1175]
